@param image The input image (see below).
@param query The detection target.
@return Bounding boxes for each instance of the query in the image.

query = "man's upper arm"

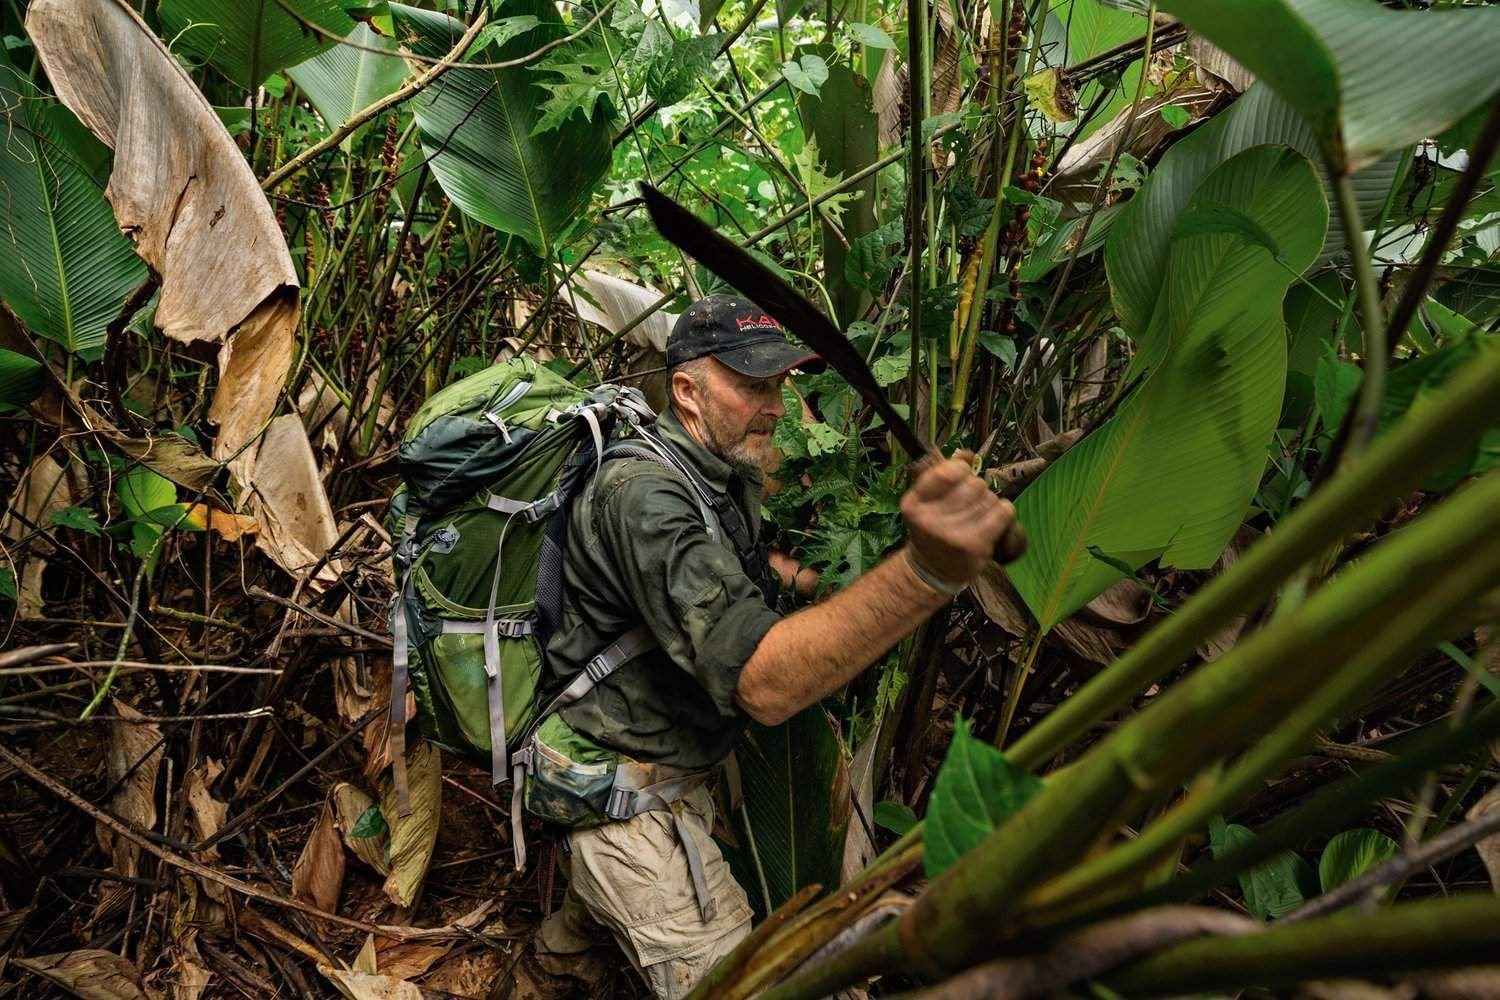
[592,464,781,717]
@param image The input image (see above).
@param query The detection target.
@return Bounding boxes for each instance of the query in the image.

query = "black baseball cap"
[666,294,824,378]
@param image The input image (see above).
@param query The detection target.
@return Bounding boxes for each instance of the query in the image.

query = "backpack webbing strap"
[390,578,413,817]
[486,491,563,523]
[606,771,717,921]
[540,623,655,717]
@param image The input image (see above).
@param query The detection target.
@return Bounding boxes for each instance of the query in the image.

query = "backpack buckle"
[605,786,636,820]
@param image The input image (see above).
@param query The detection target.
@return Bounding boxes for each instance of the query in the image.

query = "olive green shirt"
[545,408,783,768]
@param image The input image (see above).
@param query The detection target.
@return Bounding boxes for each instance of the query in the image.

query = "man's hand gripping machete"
[641,183,1028,565]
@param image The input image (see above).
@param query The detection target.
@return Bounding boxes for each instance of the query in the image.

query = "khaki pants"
[536,785,753,998]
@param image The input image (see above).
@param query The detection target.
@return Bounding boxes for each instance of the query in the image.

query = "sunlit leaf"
[287,22,408,135]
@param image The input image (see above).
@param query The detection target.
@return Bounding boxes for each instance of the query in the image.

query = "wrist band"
[904,547,966,598]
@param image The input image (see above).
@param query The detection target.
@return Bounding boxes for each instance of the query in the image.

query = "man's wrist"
[902,545,967,600]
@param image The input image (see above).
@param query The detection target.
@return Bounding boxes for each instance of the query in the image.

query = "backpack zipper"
[483,379,532,443]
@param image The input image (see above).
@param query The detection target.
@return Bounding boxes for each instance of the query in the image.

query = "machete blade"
[639,183,930,462]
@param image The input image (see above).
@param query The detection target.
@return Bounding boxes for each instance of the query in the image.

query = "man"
[535,294,1016,997]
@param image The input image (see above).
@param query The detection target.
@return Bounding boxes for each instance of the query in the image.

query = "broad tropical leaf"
[392,2,612,254]
[286,22,407,134]
[799,57,879,326]
[1158,0,1500,173]
[1011,146,1326,629]
[0,67,146,355]
[925,717,1042,878]
[723,707,849,917]
[1106,83,1397,338]
[158,0,354,89]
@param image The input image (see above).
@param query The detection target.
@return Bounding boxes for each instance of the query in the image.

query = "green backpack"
[387,357,661,829]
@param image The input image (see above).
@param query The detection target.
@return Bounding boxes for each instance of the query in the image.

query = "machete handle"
[993,520,1029,565]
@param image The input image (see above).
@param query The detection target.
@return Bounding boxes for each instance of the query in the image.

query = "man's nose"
[765,394,786,419]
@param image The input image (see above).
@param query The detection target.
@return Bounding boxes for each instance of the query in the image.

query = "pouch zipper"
[483,379,532,443]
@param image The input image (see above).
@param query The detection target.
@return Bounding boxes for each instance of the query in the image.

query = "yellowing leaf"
[180,503,258,541]
[380,741,441,907]
[1022,67,1076,123]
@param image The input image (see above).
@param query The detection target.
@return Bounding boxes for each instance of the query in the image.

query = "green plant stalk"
[1005,341,1500,774]
[1333,170,1388,462]
[1124,702,1500,914]
[942,8,1035,444]
[1105,894,1500,996]
[1020,476,1500,918]
[766,467,1500,997]
[906,0,930,440]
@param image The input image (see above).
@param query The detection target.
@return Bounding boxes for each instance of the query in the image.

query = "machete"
[640,183,1027,565]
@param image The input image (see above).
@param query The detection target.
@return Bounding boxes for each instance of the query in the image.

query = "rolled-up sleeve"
[593,467,782,718]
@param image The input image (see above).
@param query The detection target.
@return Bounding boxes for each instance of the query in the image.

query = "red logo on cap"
[735,314,782,331]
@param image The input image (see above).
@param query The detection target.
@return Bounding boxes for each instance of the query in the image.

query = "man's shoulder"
[586,451,701,520]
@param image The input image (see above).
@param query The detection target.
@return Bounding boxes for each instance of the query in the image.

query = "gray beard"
[701,423,766,475]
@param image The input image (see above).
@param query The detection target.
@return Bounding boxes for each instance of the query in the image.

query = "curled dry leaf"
[181,759,227,858]
[332,782,389,874]
[561,268,679,353]
[291,802,347,914]
[247,415,341,584]
[1053,86,1223,199]
[374,941,454,981]
[180,504,257,541]
[0,453,76,619]
[969,564,1127,666]
[166,931,212,1000]
[380,741,441,908]
[318,966,422,1000]
[15,949,154,1000]
[1188,34,1256,93]
[1076,578,1153,629]
[98,699,163,879]
[27,0,300,494]
[423,949,510,999]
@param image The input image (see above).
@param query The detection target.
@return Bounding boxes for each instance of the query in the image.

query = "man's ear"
[670,368,702,418]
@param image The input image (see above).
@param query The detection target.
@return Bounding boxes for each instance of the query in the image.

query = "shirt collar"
[656,406,762,496]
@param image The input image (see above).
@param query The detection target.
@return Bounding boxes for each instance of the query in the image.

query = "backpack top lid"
[397,356,586,512]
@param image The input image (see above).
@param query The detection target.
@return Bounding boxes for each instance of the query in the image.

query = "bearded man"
[535,294,1016,997]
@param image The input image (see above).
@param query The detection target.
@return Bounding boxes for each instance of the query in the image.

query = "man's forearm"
[735,548,949,725]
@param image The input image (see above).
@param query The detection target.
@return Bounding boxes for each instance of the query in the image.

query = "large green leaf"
[286,22,407,134]
[722,707,849,917]
[799,55,879,326]
[1106,83,1396,339]
[392,2,611,254]
[1158,0,1500,173]
[925,717,1043,879]
[159,0,354,90]
[1011,146,1326,629]
[0,68,146,355]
